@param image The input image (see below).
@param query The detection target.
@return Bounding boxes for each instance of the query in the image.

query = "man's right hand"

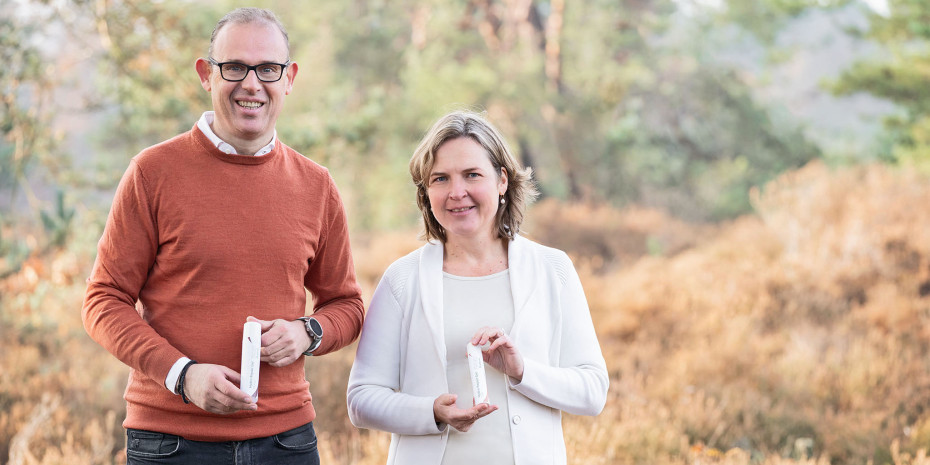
[183,363,258,414]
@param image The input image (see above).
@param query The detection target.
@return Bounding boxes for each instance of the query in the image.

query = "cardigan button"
[512,415,522,425]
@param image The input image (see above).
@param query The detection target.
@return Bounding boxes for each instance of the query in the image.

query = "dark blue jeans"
[126,422,319,465]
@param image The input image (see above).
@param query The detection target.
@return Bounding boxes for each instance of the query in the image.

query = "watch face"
[308,318,323,336]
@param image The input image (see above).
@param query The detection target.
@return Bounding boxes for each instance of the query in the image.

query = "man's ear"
[195,58,213,92]
[284,62,298,95]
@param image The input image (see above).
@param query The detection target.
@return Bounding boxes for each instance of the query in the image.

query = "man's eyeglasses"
[208,58,290,82]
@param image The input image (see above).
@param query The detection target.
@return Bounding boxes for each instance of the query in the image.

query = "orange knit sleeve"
[82,159,185,385]
[301,176,365,355]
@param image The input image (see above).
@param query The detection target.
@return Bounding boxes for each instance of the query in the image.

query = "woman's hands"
[432,394,498,432]
[472,326,524,383]
[432,326,521,432]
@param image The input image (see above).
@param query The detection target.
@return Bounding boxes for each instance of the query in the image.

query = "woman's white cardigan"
[347,235,609,465]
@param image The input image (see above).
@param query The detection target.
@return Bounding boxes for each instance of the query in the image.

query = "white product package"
[240,321,261,402]
[466,343,489,405]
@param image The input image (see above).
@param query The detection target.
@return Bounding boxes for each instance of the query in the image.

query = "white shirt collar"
[196,111,276,156]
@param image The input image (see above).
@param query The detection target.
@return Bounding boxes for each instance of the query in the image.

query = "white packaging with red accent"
[466,343,489,405]
[240,321,261,402]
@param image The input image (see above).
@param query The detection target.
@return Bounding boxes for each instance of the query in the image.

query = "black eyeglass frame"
[208,57,291,82]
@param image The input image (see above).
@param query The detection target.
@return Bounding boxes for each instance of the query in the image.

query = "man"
[82,8,364,464]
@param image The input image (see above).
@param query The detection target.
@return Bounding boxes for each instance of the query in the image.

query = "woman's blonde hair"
[409,110,538,243]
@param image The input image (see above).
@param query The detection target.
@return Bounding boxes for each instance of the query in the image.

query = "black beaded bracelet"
[177,360,198,404]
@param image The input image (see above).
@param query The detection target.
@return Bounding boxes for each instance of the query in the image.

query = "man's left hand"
[246,316,311,367]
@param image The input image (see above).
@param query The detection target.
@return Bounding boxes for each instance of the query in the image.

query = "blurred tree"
[90,0,222,164]
[40,189,76,249]
[833,0,930,170]
[0,1,82,268]
[611,64,822,219]
[67,0,834,227]
[548,0,822,219]
[0,3,60,208]
[713,0,850,43]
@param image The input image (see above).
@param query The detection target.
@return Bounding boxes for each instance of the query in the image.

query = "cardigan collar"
[418,235,539,363]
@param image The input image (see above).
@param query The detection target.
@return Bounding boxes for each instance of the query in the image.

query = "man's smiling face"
[197,20,296,153]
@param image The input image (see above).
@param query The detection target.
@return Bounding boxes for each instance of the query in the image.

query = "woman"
[347,110,608,464]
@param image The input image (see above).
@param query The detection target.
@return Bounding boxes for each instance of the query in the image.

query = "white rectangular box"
[240,321,261,402]
[466,343,489,405]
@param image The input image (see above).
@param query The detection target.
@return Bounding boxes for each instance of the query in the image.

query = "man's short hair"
[208,8,290,59]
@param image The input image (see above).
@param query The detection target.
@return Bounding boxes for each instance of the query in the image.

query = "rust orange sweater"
[82,125,364,441]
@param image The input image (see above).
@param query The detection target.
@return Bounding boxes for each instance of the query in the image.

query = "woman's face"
[427,137,507,243]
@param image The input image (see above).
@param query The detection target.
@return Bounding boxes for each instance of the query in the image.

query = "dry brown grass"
[3,161,930,464]
[525,199,719,272]
[567,161,930,464]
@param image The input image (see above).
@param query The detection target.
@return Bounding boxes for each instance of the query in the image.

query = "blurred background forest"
[2,0,930,464]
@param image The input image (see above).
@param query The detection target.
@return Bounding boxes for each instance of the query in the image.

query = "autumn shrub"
[526,199,717,271]
[0,246,127,465]
[573,161,930,463]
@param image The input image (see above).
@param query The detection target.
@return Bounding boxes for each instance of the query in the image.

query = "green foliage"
[619,66,820,219]
[91,0,224,161]
[833,0,930,169]
[833,55,930,116]
[66,0,836,225]
[39,190,75,249]
[719,0,852,43]
[0,5,60,198]
[1,0,863,233]
[0,216,30,279]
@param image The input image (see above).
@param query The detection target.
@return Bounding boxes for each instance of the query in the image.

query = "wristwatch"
[297,317,323,356]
